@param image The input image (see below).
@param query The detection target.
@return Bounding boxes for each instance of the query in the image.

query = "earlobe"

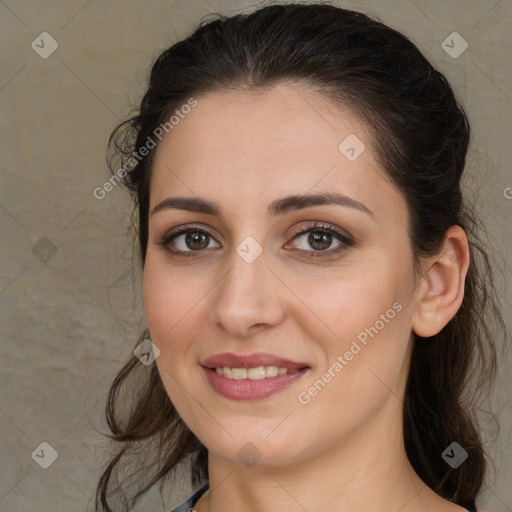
[412,226,470,338]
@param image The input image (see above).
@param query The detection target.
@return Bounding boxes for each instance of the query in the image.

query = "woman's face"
[143,83,420,468]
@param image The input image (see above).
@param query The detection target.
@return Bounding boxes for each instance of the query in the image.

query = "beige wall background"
[1,0,510,510]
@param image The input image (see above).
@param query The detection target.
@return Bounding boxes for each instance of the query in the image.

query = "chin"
[202,427,308,469]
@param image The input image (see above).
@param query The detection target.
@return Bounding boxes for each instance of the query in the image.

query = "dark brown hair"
[96,3,504,511]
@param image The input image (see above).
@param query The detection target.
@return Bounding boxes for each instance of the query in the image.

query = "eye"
[285,222,353,258]
[158,224,220,256]
[157,221,353,259]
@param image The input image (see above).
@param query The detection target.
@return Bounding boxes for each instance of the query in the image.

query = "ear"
[412,225,470,338]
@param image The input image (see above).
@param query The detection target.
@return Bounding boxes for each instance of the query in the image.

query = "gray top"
[170,483,209,512]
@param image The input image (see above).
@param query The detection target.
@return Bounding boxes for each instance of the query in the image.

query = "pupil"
[309,231,331,250]
[186,232,209,250]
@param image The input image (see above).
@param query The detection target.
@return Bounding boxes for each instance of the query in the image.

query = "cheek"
[290,260,408,352]
[142,258,207,414]
[290,252,414,401]
[142,256,201,351]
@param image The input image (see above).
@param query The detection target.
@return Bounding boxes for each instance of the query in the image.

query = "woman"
[96,3,504,511]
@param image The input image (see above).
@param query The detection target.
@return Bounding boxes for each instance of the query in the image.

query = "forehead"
[149,83,404,222]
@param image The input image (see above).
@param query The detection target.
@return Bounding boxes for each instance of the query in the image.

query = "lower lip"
[202,366,310,400]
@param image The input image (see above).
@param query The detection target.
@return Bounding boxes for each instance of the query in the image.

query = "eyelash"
[157,221,354,259]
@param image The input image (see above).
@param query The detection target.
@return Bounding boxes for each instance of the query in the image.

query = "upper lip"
[201,352,310,371]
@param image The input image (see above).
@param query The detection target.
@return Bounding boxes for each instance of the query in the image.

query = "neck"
[195,398,444,512]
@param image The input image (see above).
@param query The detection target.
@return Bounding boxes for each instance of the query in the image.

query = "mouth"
[200,352,311,400]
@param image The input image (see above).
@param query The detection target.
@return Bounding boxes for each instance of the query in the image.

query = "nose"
[210,250,286,338]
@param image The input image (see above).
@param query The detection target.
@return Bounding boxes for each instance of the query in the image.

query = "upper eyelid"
[163,222,346,237]
[164,224,216,240]
[291,222,352,239]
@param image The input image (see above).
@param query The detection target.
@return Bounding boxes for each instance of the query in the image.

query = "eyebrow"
[151,191,373,218]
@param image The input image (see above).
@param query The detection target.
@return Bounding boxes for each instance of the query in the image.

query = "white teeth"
[266,366,279,377]
[214,365,296,379]
[231,368,247,380]
[247,366,266,380]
